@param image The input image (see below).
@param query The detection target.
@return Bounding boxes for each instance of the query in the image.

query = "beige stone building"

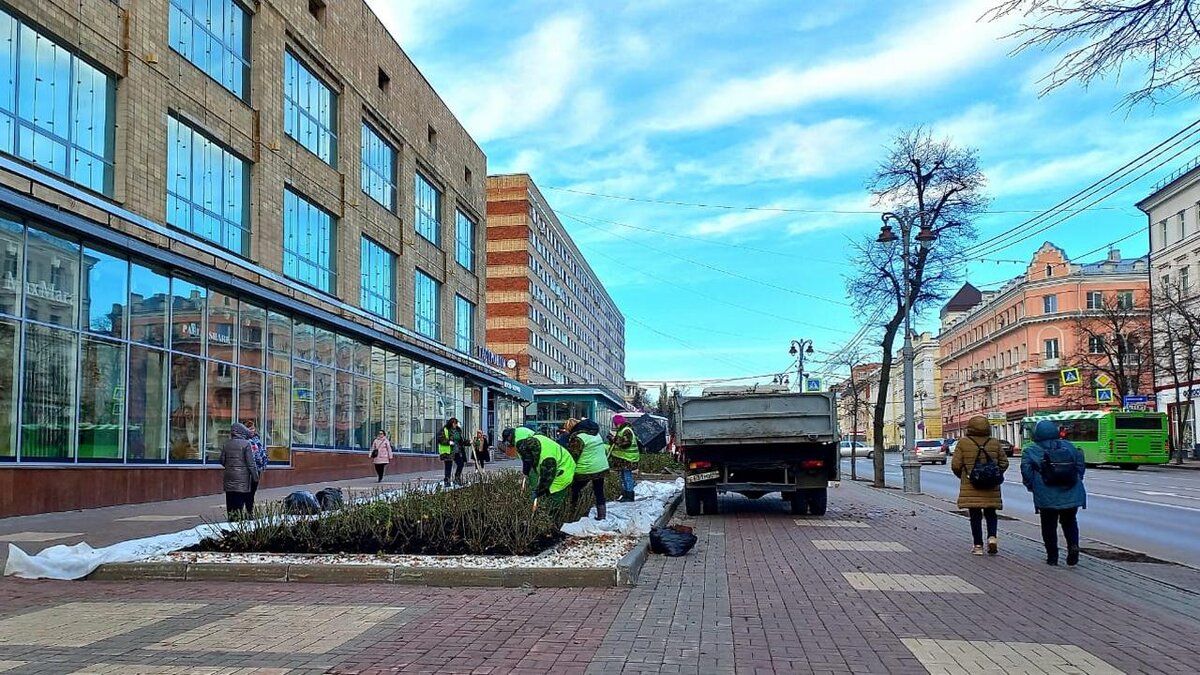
[0,0,531,516]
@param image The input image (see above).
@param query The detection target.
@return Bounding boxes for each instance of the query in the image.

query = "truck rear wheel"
[789,491,808,515]
[685,487,719,516]
[806,488,828,516]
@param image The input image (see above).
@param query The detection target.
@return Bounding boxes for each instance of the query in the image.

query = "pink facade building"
[938,244,1152,444]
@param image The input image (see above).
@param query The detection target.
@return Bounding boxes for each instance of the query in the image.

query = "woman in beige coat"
[951,416,1010,556]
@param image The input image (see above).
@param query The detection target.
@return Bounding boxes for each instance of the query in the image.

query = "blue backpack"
[250,437,268,472]
[1040,441,1077,487]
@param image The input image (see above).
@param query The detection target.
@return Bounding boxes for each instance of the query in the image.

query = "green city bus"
[1020,410,1170,468]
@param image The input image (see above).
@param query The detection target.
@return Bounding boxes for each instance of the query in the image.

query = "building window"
[1088,336,1105,354]
[1086,291,1103,310]
[1044,338,1060,360]
[359,236,394,320]
[1182,267,1191,290]
[414,269,440,339]
[1118,291,1134,310]
[1043,295,1057,314]
[455,209,475,272]
[454,294,474,353]
[0,8,115,193]
[283,50,337,165]
[166,116,250,254]
[282,189,336,292]
[414,173,441,244]
[1046,379,1060,396]
[168,0,249,99]
[1159,220,1169,247]
[360,122,396,211]
[1045,264,1053,278]
[1179,211,1187,239]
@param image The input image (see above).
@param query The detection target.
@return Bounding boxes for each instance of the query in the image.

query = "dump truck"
[673,385,839,516]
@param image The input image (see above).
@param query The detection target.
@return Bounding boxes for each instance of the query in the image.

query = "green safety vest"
[575,432,610,475]
[535,436,576,495]
[610,426,640,463]
[438,427,453,457]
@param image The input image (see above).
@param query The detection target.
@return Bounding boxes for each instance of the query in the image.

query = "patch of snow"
[560,478,682,537]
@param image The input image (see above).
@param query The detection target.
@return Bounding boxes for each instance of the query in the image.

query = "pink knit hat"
[613,414,627,426]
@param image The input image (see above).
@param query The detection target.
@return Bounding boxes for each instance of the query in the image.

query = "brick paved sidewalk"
[0,478,1196,674]
[0,458,522,569]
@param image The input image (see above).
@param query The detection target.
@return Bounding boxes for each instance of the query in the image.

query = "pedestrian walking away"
[513,426,577,511]
[219,422,260,518]
[244,419,267,502]
[1022,419,1088,566]
[371,429,394,482]
[439,418,467,487]
[951,416,1009,556]
[472,430,491,472]
[609,414,640,502]
[566,418,610,520]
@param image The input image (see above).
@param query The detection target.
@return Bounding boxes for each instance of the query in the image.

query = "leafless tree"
[1153,278,1200,463]
[846,127,989,487]
[986,1,1200,106]
[1063,290,1153,407]
[833,358,878,482]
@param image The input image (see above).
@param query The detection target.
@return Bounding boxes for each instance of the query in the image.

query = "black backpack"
[1040,441,1079,487]
[968,440,1005,489]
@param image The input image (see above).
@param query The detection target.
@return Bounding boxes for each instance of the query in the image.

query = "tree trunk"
[872,319,902,487]
[1178,404,1191,465]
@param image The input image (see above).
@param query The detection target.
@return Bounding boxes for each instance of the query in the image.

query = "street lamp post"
[877,210,936,495]
[789,339,815,392]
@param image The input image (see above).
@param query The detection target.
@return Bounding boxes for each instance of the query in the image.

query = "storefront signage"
[477,346,511,369]
[5,276,73,304]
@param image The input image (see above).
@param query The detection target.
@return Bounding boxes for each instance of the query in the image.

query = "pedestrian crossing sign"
[1095,388,1114,404]
[1060,368,1081,386]
[805,378,822,392]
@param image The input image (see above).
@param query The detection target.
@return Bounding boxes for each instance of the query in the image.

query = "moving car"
[838,440,873,458]
[913,439,947,464]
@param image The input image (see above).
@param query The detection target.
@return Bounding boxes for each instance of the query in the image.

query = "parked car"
[838,440,873,458]
[998,439,1016,457]
[913,439,947,464]
[942,439,958,456]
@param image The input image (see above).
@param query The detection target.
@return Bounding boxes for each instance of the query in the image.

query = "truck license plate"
[686,471,720,483]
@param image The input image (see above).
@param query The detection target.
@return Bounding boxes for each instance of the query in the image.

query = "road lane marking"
[1090,492,1200,512]
[1138,490,1200,501]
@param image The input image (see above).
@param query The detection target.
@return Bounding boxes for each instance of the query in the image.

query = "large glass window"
[334,370,351,447]
[239,302,265,369]
[130,265,169,347]
[454,294,474,354]
[265,373,290,461]
[360,122,396,210]
[455,209,475,271]
[77,337,125,462]
[127,345,168,463]
[237,366,263,436]
[83,247,128,339]
[22,324,77,460]
[170,279,206,355]
[414,269,440,339]
[283,50,337,164]
[267,311,291,373]
[0,8,115,193]
[205,360,235,461]
[0,318,17,459]
[24,226,79,328]
[360,236,395,320]
[0,215,21,317]
[166,116,250,254]
[206,289,238,363]
[283,189,337,292]
[292,363,312,446]
[313,366,333,446]
[168,0,250,98]
[168,352,204,462]
[414,173,441,244]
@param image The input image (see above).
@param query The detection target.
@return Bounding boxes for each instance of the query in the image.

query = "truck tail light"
[800,459,825,470]
[688,460,712,470]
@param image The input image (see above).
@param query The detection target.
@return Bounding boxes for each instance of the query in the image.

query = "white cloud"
[365,0,466,51]
[647,0,1011,132]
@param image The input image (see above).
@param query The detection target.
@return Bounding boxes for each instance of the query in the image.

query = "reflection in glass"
[25,226,80,328]
[205,360,235,461]
[237,367,263,429]
[267,311,291,373]
[266,373,290,462]
[313,366,333,446]
[282,189,336,292]
[293,320,314,362]
[78,337,125,461]
[130,264,169,347]
[166,115,250,254]
[397,355,412,389]
[22,324,77,460]
[315,327,335,366]
[396,385,412,451]
[206,289,238,363]
[127,346,168,462]
[170,278,206,355]
[0,318,18,458]
[0,214,23,317]
[335,333,353,370]
[82,247,128,338]
[410,388,426,453]
[239,302,265,368]
[168,352,204,461]
[383,380,398,446]
[292,364,312,446]
[354,376,373,449]
[334,370,351,447]
[353,341,372,375]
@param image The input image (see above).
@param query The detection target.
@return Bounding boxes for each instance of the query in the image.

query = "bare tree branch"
[1153,277,1200,462]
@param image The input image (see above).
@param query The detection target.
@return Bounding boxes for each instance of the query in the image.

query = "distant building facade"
[938,244,1152,444]
[879,333,942,447]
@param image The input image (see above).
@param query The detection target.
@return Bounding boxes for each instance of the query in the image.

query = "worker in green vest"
[514,427,575,511]
[609,414,640,502]
[439,418,467,487]
[566,418,610,520]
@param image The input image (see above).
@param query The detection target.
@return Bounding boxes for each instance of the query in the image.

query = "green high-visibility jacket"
[438,426,453,457]
[610,425,640,464]
[573,432,610,475]
[533,436,576,496]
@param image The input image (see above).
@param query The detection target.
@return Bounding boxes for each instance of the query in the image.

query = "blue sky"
[366,0,1196,387]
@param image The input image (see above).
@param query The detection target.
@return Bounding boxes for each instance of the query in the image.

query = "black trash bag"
[315,487,344,511]
[283,490,321,515]
[649,525,698,557]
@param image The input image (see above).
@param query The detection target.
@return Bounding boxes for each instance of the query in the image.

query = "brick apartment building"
[939,243,1152,444]
[0,0,532,516]
[485,174,627,433]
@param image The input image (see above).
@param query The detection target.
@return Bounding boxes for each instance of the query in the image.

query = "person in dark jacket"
[219,423,260,518]
[1022,420,1088,566]
[439,418,468,487]
[951,416,1009,556]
